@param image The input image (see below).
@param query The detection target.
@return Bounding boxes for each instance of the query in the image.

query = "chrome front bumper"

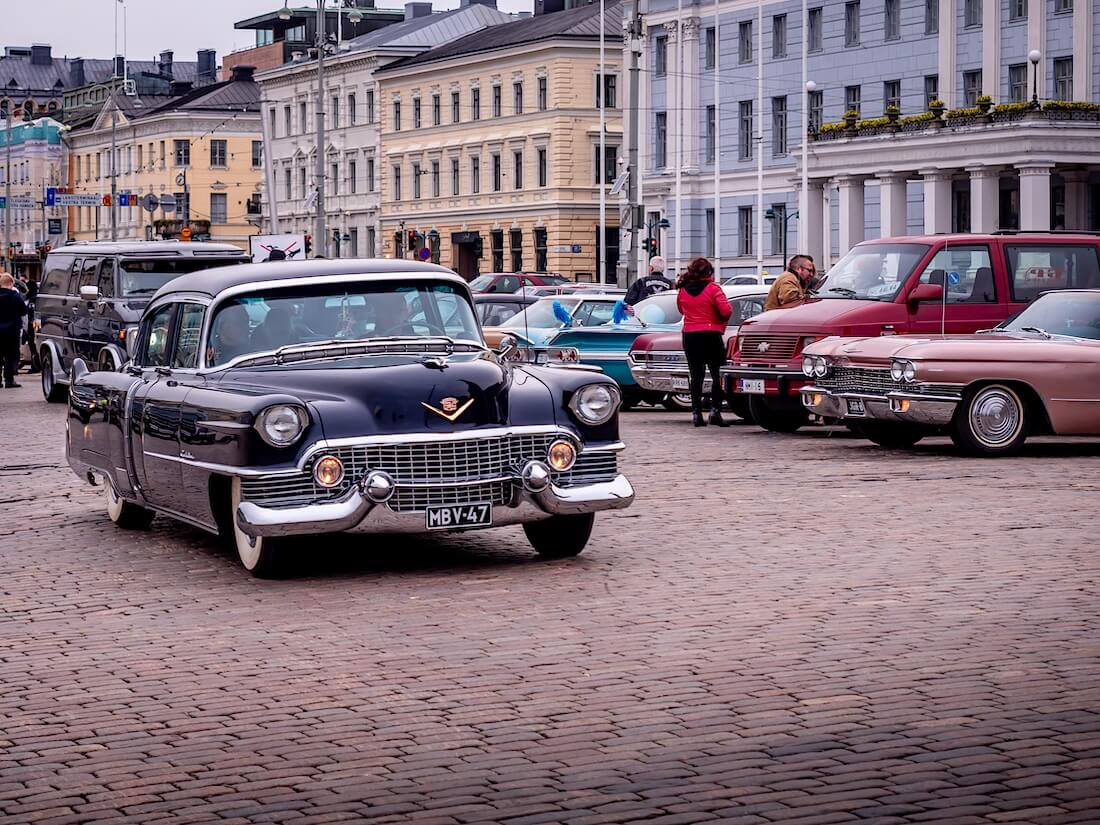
[237,474,635,538]
[630,364,697,393]
[801,386,959,428]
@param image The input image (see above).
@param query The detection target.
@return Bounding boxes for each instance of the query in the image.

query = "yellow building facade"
[66,70,262,249]
[374,4,622,282]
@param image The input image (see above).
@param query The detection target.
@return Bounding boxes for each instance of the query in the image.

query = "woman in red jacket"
[676,257,732,427]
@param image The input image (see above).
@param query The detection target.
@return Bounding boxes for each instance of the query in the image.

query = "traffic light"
[407,230,419,250]
[646,237,659,256]
[304,234,313,255]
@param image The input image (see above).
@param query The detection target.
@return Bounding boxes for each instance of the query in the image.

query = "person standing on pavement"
[624,256,673,310]
[764,254,815,311]
[0,273,29,389]
[676,257,732,428]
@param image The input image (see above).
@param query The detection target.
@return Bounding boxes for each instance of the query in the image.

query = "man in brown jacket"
[764,255,815,311]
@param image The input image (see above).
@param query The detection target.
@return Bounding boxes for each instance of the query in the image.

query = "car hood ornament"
[421,396,474,422]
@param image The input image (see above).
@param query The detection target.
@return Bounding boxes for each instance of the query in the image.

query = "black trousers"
[682,330,725,411]
[0,332,19,387]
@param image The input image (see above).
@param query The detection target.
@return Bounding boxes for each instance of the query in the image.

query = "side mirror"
[908,282,944,305]
[496,334,517,359]
[125,326,140,359]
[79,285,99,302]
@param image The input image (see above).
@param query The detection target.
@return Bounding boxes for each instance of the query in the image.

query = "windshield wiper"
[1019,326,1052,339]
[125,288,159,295]
[824,287,857,298]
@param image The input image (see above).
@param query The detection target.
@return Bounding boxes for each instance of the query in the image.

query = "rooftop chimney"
[404,1,433,19]
[113,55,126,78]
[460,0,498,6]
[70,57,86,88]
[196,49,217,85]
[159,50,174,80]
[230,65,256,82]
[30,44,51,66]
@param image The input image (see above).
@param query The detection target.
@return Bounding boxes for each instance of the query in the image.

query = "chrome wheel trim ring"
[969,386,1023,448]
[105,483,124,523]
[231,477,263,570]
[41,355,53,395]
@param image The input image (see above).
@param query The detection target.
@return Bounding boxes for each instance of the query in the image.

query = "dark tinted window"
[78,258,99,291]
[97,259,116,299]
[1005,244,1100,302]
[119,257,245,297]
[41,254,75,294]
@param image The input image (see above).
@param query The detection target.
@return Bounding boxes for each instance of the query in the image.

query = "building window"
[535,228,548,271]
[452,91,460,123]
[331,96,340,128]
[366,227,375,256]
[925,0,939,34]
[472,88,481,120]
[471,156,480,193]
[365,90,374,123]
[655,112,667,168]
[537,76,548,111]
[251,140,263,168]
[964,0,981,28]
[924,74,939,106]
[348,159,357,194]
[769,203,786,255]
[431,160,440,197]
[431,93,440,126]
[210,139,226,168]
[492,153,501,191]
[885,0,900,39]
[738,207,753,256]
[513,82,523,115]
[772,15,786,59]
[451,157,460,195]
[705,105,716,163]
[173,140,190,166]
[413,98,421,128]
[845,2,861,47]
[510,229,523,272]
[595,145,618,184]
[299,101,307,133]
[331,162,339,196]
[513,150,523,189]
[1054,57,1073,100]
[808,7,823,51]
[492,85,502,117]
[412,162,421,199]
[284,168,292,201]
[705,27,717,69]
[963,70,982,106]
[596,74,617,108]
[1009,0,1026,20]
[393,100,401,131]
[772,96,787,156]
[1054,0,1072,10]
[845,85,861,115]
[209,193,227,224]
[348,93,357,125]
[705,208,716,257]
[393,165,402,200]
[655,35,667,76]
[537,147,547,187]
[1008,65,1027,102]
[739,21,753,63]
[884,79,901,111]
[282,105,292,137]
[738,100,753,160]
[348,228,358,257]
[808,90,823,131]
[490,230,504,271]
[300,167,306,199]
[367,158,374,192]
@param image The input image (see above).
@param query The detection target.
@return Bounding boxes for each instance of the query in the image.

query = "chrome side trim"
[198,420,252,432]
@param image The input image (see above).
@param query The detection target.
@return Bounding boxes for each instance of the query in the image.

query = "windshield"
[818,243,930,301]
[501,298,581,329]
[1002,291,1100,339]
[119,257,244,297]
[206,280,480,366]
[468,275,495,291]
[539,274,568,285]
[634,293,682,325]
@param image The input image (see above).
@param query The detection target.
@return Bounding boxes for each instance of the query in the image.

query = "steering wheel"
[376,321,447,337]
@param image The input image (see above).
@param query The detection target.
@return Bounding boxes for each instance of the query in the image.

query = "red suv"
[469,273,569,293]
[722,233,1100,431]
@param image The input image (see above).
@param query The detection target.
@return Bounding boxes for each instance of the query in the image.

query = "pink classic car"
[799,289,1100,456]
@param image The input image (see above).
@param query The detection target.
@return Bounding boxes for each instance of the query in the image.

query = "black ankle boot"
[692,408,706,427]
[708,409,730,427]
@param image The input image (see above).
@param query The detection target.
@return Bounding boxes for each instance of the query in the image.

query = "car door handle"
[154,366,172,377]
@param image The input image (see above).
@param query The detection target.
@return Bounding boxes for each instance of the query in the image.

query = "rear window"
[1005,244,1100,303]
[40,254,75,294]
[119,257,245,297]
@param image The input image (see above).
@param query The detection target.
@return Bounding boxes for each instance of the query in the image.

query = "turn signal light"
[547,439,577,472]
[313,455,345,488]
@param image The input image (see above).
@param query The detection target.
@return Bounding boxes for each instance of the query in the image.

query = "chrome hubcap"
[970,387,1021,447]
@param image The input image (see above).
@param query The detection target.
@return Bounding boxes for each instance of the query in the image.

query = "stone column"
[1062,170,1089,231]
[835,176,865,255]
[968,166,999,233]
[680,18,700,174]
[1018,163,1054,231]
[920,169,952,234]
[877,173,909,238]
[802,179,825,265]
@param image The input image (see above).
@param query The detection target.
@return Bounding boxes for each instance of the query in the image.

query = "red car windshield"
[817,243,929,302]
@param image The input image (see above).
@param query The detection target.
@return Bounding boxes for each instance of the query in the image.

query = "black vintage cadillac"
[65,259,634,576]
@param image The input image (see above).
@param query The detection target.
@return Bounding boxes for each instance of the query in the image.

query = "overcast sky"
[8,0,534,65]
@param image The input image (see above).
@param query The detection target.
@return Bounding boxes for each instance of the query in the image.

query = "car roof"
[473,292,535,303]
[722,284,770,297]
[51,240,247,257]
[860,233,1100,244]
[153,258,463,301]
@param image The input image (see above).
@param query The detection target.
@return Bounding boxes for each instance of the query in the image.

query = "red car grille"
[738,334,799,362]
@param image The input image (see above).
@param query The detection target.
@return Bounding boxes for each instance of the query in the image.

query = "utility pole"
[314,0,327,257]
[624,0,642,287]
[4,115,11,264]
[110,86,118,240]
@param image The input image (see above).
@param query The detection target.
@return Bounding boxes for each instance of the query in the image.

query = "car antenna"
[941,235,948,336]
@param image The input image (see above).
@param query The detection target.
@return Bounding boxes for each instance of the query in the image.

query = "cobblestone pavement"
[2,380,1099,825]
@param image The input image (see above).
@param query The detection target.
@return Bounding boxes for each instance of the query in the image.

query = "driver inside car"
[372,292,416,337]
[207,303,252,365]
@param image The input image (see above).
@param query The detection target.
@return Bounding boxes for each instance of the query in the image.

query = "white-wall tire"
[231,478,286,577]
[105,483,154,529]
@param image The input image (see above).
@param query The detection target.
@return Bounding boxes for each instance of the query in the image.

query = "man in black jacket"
[625,255,673,309]
[0,273,28,388]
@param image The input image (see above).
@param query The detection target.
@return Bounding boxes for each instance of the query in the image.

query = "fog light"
[363,470,395,503]
[812,393,824,406]
[894,398,911,413]
[547,439,576,472]
[313,455,345,488]
[520,460,552,492]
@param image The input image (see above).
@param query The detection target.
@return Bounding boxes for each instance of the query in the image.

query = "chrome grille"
[820,367,895,396]
[557,451,619,486]
[631,350,687,366]
[738,334,799,362]
[389,480,514,513]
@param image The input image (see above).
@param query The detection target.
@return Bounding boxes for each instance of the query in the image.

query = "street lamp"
[765,208,798,269]
[277,3,292,21]
[1029,49,1042,109]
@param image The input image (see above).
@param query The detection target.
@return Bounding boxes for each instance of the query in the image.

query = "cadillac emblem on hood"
[422,396,474,422]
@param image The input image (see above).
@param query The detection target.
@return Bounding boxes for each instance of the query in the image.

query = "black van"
[37,241,249,401]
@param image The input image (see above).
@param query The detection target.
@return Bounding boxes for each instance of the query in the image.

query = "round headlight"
[903,361,917,382]
[547,439,577,472]
[255,404,307,447]
[569,383,620,425]
[802,357,815,377]
[813,358,828,378]
[313,455,345,488]
[890,361,905,382]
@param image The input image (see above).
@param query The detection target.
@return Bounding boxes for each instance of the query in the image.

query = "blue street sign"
[0,197,5,209]
[571,244,582,253]
[948,271,961,286]
[45,187,56,207]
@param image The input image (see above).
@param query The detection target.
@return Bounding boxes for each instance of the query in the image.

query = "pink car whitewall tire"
[951,384,1028,457]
